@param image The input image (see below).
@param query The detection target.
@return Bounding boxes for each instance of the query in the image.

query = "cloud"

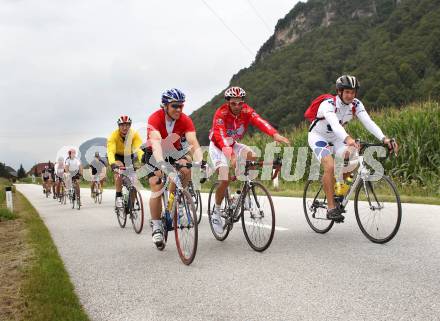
[0,0,298,168]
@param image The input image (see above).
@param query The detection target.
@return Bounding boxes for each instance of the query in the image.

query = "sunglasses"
[229,101,244,107]
[170,103,184,110]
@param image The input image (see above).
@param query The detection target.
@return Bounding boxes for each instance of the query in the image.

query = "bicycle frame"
[161,171,185,223]
[310,144,387,213]
[224,159,273,221]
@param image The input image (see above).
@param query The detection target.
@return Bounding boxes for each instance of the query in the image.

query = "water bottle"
[334,181,349,197]
[167,192,175,212]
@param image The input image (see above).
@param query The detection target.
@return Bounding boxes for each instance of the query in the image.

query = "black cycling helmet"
[336,75,360,90]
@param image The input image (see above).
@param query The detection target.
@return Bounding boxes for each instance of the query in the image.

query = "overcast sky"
[0,0,299,170]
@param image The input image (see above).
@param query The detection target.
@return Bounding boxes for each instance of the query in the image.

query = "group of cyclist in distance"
[100,74,398,250]
[41,149,106,207]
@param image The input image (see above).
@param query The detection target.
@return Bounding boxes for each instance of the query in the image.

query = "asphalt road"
[16,184,440,321]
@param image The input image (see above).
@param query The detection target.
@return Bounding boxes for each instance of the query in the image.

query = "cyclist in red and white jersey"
[209,86,289,233]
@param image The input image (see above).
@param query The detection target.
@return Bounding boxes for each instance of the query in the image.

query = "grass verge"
[0,180,90,321]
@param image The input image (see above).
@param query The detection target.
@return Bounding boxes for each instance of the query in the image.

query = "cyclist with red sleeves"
[208,86,290,233]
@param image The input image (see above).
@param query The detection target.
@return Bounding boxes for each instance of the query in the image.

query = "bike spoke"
[355,176,402,243]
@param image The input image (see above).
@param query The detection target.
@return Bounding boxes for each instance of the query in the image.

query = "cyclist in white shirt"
[65,149,83,205]
[308,75,398,221]
[54,157,65,198]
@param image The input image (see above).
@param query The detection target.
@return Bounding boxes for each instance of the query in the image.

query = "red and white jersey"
[209,103,277,150]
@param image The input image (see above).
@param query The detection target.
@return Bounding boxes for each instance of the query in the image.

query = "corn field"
[242,101,440,196]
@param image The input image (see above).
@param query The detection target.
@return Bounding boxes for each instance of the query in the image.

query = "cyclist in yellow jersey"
[107,115,144,209]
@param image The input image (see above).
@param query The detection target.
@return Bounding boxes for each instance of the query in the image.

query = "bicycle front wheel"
[115,197,127,228]
[354,175,402,244]
[195,190,202,224]
[241,182,275,252]
[303,179,334,234]
[207,182,231,241]
[130,190,144,234]
[71,192,76,209]
[97,189,102,204]
[174,190,198,265]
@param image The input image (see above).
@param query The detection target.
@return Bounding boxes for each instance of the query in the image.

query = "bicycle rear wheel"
[207,182,231,241]
[174,190,198,265]
[354,176,402,244]
[303,179,334,234]
[241,182,275,252]
[130,189,144,234]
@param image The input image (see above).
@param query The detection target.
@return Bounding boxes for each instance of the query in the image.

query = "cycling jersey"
[54,163,64,178]
[42,168,52,178]
[209,103,277,150]
[310,95,385,141]
[65,157,81,174]
[90,158,106,175]
[146,108,195,153]
[107,128,144,165]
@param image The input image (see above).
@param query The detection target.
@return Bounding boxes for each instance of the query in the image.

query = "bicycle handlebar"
[155,160,207,185]
[244,157,282,179]
[356,138,397,157]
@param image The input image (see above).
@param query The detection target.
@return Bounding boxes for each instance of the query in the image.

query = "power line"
[245,0,272,32]
[200,0,254,57]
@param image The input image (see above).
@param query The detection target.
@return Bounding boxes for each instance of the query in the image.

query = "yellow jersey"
[107,129,144,165]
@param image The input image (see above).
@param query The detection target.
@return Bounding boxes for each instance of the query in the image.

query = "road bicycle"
[155,162,206,265]
[114,166,144,234]
[303,139,401,244]
[207,158,281,252]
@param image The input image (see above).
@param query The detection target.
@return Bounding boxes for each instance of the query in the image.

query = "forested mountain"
[191,0,440,144]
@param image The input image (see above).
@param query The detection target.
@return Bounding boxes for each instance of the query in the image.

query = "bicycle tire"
[174,190,198,265]
[130,189,145,234]
[354,175,402,244]
[241,182,275,252]
[207,182,231,241]
[97,187,102,204]
[303,179,334,234]
[116,196,127,228]
[195,190,202,224]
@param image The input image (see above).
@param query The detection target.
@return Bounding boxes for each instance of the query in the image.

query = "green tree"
[17,164,26,179]
[0,162,9,178]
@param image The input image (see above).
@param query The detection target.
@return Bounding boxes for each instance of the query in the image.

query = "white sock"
[214,204,221,215]
[152,219,162,231]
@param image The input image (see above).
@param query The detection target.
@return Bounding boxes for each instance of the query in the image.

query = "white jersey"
[310,95,385,142]
[65,157,81,174]
[54,163,65,178]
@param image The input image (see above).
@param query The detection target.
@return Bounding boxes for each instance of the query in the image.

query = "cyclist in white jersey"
[54,157,65,197]
[65,149,83,205]
[308,75,398,221]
